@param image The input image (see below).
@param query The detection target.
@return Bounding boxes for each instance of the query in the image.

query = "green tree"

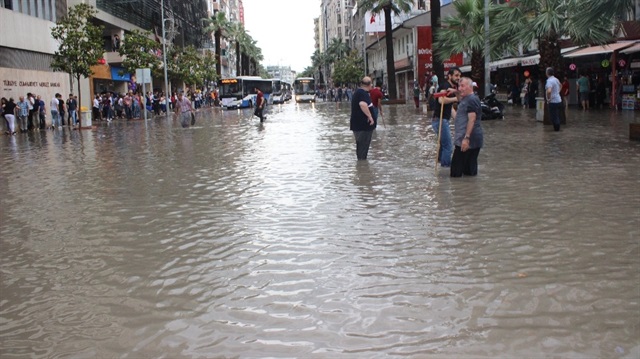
[311,49,330,85]
[327,38,350,61]
[300,66,316,78]
[358,0,413,100]
[204,11,230,79]
[436,0,504,96]
[50,3,103,123]
[170,45,209,89]
[493,0,633,78]
[117,29,162,79]
[332,50,365,86]
[227,22,246,76]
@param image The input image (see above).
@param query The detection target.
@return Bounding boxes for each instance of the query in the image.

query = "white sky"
[242,0,320,73]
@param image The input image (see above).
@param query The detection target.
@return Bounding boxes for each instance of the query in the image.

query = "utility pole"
[161,0,170,117]
[484,0,490,97]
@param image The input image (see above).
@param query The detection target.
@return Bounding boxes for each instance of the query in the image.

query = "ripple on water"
[1,104,638,357]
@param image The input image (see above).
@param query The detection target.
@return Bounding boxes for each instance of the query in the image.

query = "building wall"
[0,5,70,104]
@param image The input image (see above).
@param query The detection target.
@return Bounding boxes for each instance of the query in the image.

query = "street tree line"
[50,3,269,121]
[306,0,633,99]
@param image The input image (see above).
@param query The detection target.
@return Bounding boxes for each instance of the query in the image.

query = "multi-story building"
[266,65,295,85]
[78,0,209,102]
[1,0,71,105]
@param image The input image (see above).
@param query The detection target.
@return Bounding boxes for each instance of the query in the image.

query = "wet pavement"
[1,101,639,358]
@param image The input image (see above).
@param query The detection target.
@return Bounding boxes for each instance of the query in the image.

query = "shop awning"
[563,41,638,58]
[620,42,640,54]
[490,58,519,71]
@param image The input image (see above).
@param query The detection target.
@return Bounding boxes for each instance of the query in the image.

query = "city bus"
[293,77,316,103]
[271,79,289,104]
[218,76,273,109]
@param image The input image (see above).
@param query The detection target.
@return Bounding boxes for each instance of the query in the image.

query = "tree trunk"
[76,74,82,128]
[236,41,241,76]
[384,7,397,99]
[538,34,562,98]
[471,51,485,97]
[430,0,443,82]
[215,30,222,78]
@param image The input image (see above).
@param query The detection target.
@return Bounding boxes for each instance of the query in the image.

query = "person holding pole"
[450,77,483,177]
[431,67,461,168]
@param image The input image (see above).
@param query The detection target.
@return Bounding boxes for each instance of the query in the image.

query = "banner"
[365,11,385,33]
[416,26,462,86]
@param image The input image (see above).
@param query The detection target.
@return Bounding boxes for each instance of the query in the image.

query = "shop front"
[90,64,131,96]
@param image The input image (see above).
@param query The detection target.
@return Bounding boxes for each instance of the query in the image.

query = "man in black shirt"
[350,76,376,160]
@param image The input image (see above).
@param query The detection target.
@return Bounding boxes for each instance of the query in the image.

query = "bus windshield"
[294,78,315,95]
[219,78,242,97]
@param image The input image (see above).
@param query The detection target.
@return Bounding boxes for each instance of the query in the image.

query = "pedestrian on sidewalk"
[350,76,376,160]
[450,77,483,177]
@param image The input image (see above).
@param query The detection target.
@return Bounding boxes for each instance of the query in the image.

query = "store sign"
[2,80,61,88]
[569,63,576,70]
[0,68,70,101]
[601,60,610,68]
[618,59,626,67]
[416,26,462,83]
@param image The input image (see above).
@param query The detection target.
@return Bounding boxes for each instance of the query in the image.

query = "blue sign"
[110,67,131,82]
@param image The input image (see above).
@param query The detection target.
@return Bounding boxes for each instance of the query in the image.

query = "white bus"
[271,79,291,104]
[219,76,273,109]
[293,77,316,103]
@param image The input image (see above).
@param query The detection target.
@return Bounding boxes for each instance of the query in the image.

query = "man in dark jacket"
[350,76,376,160]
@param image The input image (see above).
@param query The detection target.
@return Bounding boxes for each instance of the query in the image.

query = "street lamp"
[161,0,170,117]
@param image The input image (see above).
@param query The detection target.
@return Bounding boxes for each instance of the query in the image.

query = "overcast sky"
[242,0,321,73]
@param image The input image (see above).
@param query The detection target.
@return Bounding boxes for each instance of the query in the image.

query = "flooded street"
[1,101,639,358]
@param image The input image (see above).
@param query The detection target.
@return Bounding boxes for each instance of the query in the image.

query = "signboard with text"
[416,26,463,86]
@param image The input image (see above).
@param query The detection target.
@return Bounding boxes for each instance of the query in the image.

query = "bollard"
[80,109,92,129]
[536,97,545,122]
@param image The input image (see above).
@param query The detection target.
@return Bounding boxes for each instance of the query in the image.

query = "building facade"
[1,0,71,106]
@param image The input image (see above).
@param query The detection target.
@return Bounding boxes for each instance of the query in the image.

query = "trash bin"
[80,107,92,129]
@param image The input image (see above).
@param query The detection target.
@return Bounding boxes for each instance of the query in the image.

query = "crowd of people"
[0,92,79,134]
[0,89,221,134]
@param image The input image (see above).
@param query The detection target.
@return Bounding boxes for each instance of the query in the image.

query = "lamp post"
[161,0,170,117]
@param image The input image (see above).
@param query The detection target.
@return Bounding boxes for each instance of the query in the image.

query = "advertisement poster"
[416,26,463,84]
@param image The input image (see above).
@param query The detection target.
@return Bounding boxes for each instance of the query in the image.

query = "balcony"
[105,51,124,64]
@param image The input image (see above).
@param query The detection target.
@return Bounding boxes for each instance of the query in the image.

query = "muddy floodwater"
[1,102,639,358]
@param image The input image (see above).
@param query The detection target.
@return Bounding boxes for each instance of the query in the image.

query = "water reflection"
[1,103,638,358]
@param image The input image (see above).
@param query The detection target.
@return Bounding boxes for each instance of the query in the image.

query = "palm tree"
[204,11,230,79]
[358,0,413,100]
[227,22,246,76]
[492,0,633,78]
[327,38,350,61]
[436,0,505,96]
[311,49,331,85]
